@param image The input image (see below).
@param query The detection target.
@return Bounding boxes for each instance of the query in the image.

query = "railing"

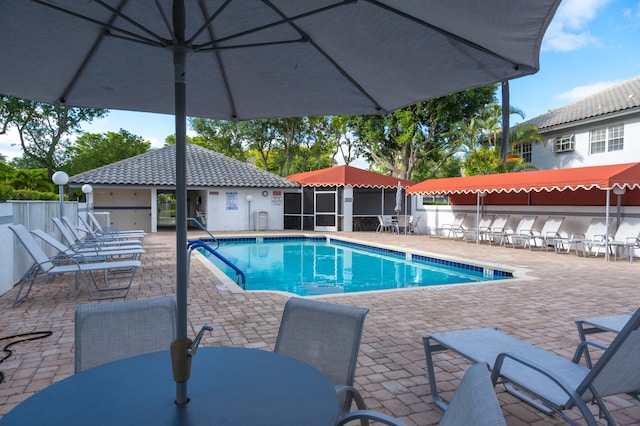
[187,239,246,289]
[187,217,219,250]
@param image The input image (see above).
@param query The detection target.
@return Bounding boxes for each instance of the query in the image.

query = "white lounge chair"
[9,224,140,306]
[31,228,144,260]
[555,217,613,256]
[52,217,142,250]
[87,211,146,236]
[484,215,510,246]
[78,214,145,243]
[587,218,640,261]
[462,215,494,243]
[435,214,466,239]
[504,216,537,248]
[524,216,565,251]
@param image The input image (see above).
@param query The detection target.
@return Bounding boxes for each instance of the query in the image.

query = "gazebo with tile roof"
[69,144,298,232]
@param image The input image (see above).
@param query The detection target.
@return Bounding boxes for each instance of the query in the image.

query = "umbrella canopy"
[3,1,559,120]
[1,0,561,406]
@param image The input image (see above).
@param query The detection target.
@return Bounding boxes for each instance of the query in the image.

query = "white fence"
[0,201,83,297]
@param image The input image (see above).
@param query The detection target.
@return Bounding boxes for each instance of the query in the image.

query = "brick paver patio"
[1,229,639,425]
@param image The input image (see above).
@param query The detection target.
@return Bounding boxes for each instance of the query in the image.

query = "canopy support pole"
[605,189,611,262]
[476,192,481,244]
[501,81,510,163]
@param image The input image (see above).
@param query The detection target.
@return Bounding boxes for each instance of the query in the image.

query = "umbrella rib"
[57,0,130,105]
[196,0,238,120]
[192,0,353,50]
[93,0,171,46]
[188,0,234,46]
[31,0,169,48]
[262,0,385,113]
[365,0,533,72]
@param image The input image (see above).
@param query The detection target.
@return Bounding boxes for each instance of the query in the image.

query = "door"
[314,189,337,232]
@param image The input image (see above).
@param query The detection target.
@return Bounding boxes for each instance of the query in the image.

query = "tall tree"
[347,85,497,180]
[67,129,150,175]
[188,118,246,160]
[0,96,107,176]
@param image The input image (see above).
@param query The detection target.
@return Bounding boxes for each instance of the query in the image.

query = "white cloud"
[543,0,610,52]
[553,80,621,103]
[622,2,640,21]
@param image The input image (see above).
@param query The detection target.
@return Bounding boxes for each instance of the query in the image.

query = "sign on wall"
[226,192,238,210]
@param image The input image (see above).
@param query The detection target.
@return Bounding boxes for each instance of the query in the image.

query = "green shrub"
[0,185,12,203]
[2,189,63,201]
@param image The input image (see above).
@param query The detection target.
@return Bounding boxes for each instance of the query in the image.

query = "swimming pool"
[196,236,512,296]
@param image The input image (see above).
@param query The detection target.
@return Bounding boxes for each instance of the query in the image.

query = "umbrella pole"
[172,0,190,405]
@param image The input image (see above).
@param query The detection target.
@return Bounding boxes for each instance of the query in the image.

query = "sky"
[2,0,640,162]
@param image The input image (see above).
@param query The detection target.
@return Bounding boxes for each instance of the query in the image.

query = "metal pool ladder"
[186,238,246,290]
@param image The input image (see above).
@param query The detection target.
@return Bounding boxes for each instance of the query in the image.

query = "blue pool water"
[197,237,512,296]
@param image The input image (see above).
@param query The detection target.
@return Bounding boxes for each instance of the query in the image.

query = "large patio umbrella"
[1,0,561,406]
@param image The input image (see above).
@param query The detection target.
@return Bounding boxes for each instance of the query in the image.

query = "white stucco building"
[516,76,640,170]
[68,144,299,233]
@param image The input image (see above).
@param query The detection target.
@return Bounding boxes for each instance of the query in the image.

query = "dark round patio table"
[0,347,338,425]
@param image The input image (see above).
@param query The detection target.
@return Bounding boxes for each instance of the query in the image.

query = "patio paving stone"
[0,229,638,425]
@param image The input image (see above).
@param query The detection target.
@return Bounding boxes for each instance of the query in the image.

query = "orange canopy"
[288,165,415,188]
[407,162,640,195]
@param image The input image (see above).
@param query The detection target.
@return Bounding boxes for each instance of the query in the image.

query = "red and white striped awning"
[288,165,415,189]
[407,162,640,195]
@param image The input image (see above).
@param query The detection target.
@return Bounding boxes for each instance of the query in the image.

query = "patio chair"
[335,363,506,426]
[462,215,494,243]
[555,218,613,256]
[86,211,146,236]
[503,216,537,248]
[74,296,177,373]
[9,224,140,306]
[376,215,396,233]
[31,228,145,261]
[53,217,142,250]
[435,213,466,239]
[424,307,640,426]
[78,214,145,243]
[587,218,640,261]
[484,215,510,246]
[395,215,411,234]
[524,216,565,251]
[408,216,421,234]
[274,297,369,425]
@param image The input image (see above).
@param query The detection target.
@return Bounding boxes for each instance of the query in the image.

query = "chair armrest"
[625,237,640,246]
[335,410,405,426]
[492,352,596,425]
[572,340,609,365]
[336,384,370,426]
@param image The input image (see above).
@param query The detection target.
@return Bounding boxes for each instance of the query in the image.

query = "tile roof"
[68,144,298,189]
[520,75,640,131]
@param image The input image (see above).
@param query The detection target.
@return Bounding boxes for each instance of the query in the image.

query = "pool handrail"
[187,239,246,289]
[187,217,219,250]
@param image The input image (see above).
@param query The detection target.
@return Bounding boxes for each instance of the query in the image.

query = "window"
[553,135,574,153]
[516,143,532,162]
[590,124,624,154]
